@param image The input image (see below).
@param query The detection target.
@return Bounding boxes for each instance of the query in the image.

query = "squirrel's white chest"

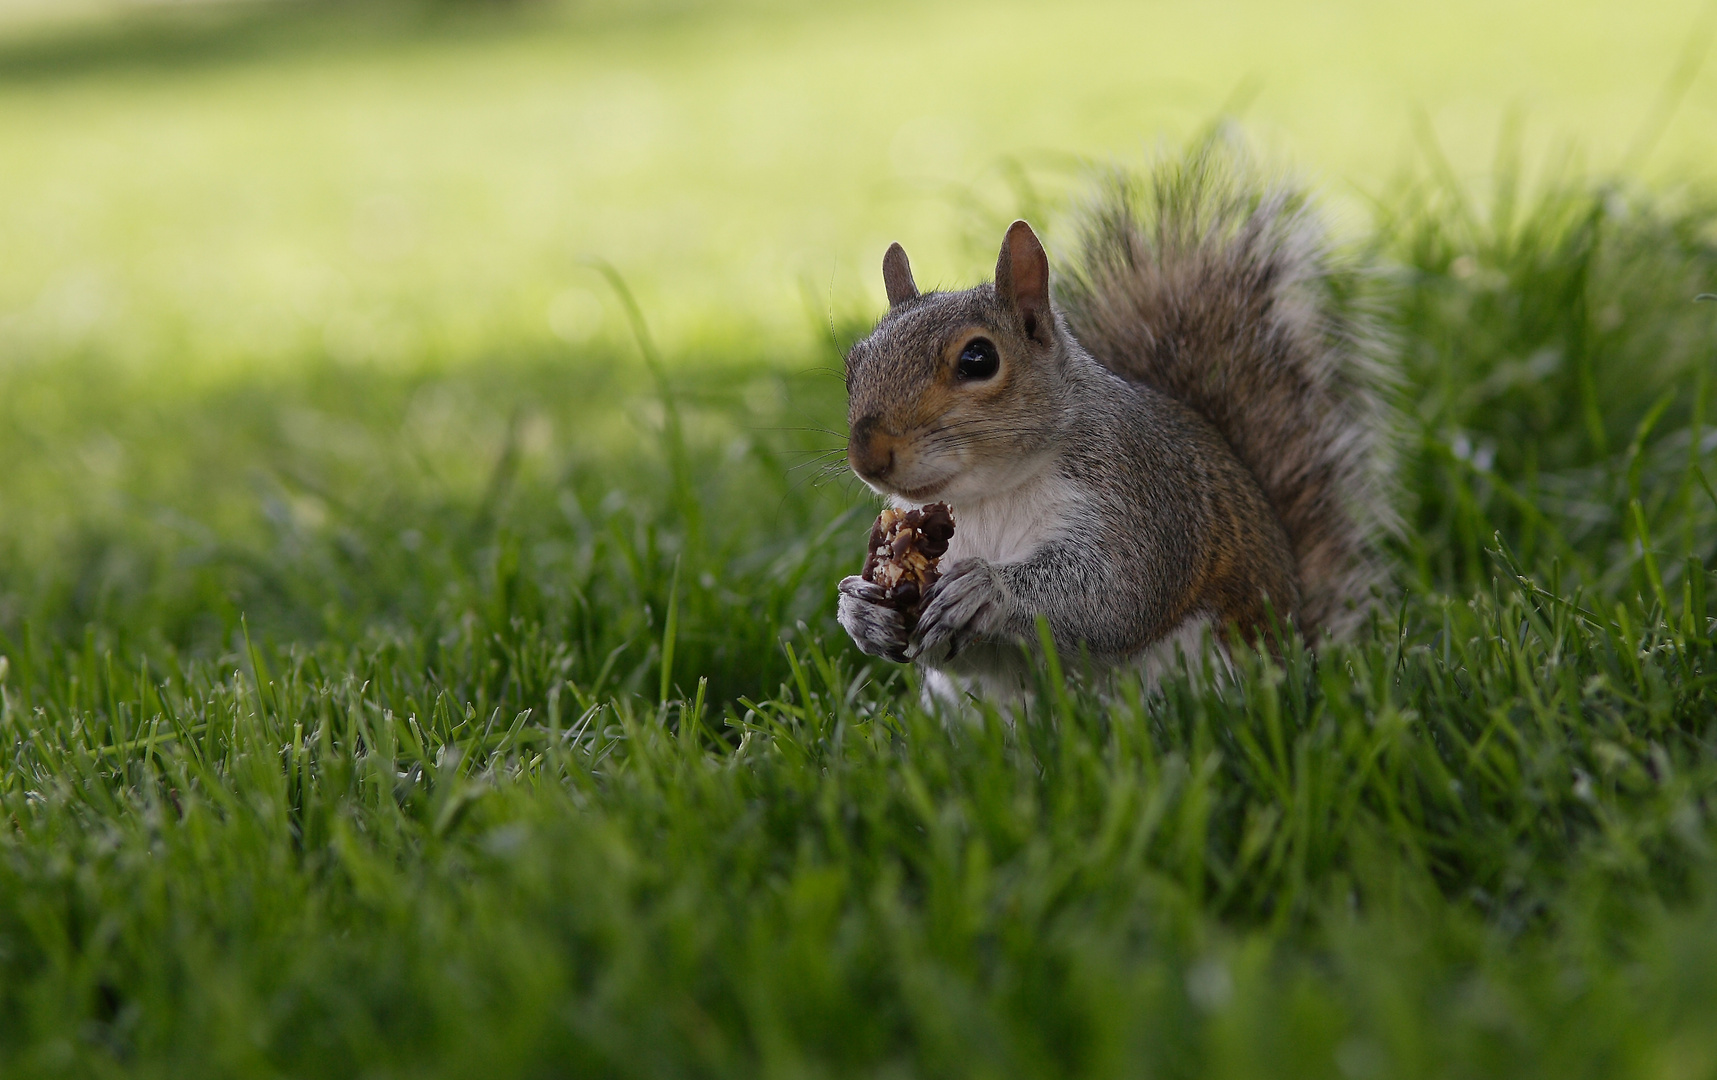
[901,471,1084,567]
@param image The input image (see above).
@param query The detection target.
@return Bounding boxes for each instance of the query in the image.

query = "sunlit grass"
[0,0,1713,371]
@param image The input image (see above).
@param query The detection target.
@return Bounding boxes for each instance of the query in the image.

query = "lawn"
[3,2,1717,1077]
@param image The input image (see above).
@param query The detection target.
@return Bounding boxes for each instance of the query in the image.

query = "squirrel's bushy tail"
[1056,139,1397,639]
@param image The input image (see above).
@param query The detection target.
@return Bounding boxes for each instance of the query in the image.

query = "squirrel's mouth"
[894,480,949,502]
[849,445,960,502]
[854,471,949,503]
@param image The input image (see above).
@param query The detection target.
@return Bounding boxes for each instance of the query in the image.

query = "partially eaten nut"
[861,502,955,625]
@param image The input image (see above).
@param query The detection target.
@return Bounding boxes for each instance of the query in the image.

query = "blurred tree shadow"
[0,0,725,86]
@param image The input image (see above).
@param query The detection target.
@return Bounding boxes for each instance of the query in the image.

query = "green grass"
[4,153,1717,1076]
[5,3,1717,1077]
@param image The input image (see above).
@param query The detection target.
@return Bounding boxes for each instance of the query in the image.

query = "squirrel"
[836,142,1395,697]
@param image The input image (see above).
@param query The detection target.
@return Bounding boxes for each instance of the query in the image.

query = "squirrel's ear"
[882,243,919,308]
[995,220,1051,343]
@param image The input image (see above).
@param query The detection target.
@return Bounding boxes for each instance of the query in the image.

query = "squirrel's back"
[1055,141,1397,638]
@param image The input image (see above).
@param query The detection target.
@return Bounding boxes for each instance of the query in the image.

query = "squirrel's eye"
[956,338,1000,381]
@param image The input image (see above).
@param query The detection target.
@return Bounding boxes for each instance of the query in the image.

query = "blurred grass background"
[1,0,1714,369]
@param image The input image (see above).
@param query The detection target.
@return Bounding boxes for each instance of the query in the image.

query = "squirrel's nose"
[848,416,896,481]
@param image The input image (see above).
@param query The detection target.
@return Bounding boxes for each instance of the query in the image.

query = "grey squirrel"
[836,143,1395,696]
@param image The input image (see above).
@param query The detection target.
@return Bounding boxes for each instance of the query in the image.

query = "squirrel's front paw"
[837,575,910,663]
[908,558,1006,663]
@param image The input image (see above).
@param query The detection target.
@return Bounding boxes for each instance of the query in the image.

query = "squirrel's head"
[844,220,1068,504]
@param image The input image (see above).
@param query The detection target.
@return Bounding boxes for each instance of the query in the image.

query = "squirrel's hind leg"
[1137,615,1232,689]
